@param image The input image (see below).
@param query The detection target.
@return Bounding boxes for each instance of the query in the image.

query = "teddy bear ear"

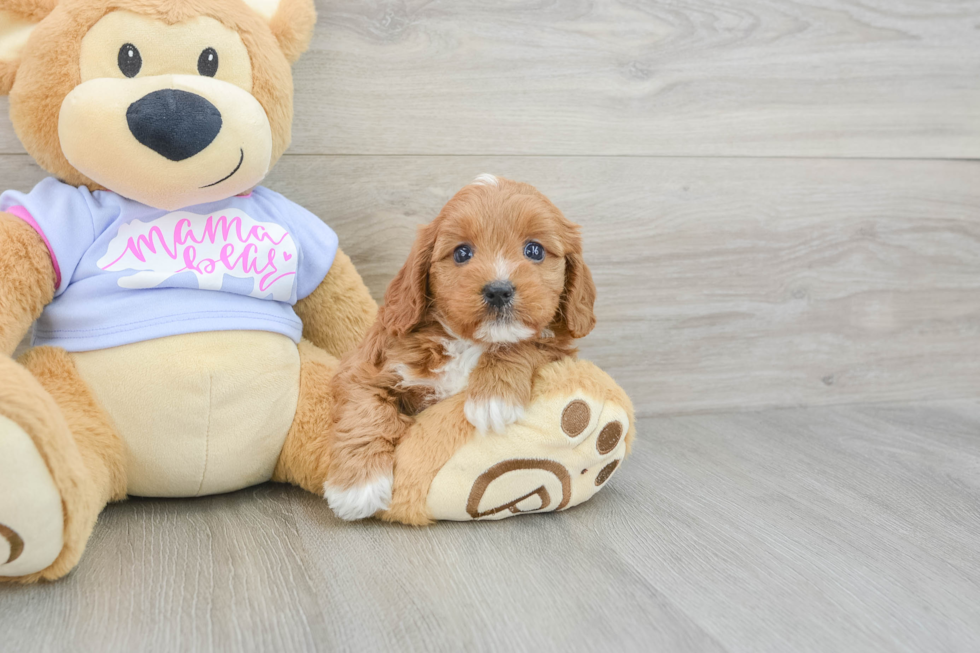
[0,2,57,95]
[242,0,317,64]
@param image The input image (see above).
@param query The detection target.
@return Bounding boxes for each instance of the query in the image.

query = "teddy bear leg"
[383,358,636,525]
[0,349,126,583]
[272,340,339,495]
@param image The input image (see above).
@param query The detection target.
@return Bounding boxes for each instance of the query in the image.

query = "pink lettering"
[103,214,290,271]
[98,209,298,301]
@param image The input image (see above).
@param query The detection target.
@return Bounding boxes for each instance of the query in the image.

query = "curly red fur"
[327,176,597,493]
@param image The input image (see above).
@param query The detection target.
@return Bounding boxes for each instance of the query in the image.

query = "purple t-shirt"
[1,178,338,352]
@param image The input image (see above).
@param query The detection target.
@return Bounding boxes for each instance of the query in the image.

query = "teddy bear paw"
[0,415,64,579]
[427,387,631,521]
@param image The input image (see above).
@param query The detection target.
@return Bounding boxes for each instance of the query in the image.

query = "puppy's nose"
[482,281,515,309]
[127,89,223,161]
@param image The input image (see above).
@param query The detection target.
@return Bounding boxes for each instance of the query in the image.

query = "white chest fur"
[395,337,484,400]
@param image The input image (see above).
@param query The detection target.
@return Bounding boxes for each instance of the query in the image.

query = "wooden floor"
[1,401,979,652]
[2,0,979,650]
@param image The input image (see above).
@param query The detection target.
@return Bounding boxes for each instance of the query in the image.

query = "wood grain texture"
[0,485,327,652]
[3,0,979,157]
[2,402,979,652]
[0,4,977,652]
[2,153,978,416]
[274,156,980,417]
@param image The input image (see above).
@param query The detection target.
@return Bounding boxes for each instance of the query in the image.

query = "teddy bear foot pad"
[428,391,630,520]
[0,416,64,578]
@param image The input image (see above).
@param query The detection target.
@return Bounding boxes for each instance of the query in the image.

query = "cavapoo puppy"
[324,174,597,520]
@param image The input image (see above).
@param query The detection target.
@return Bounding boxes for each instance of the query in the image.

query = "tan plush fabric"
[21,346,128,511]
[0,4,49,94]
[0,214,55,356]
[271,339,339,494]
[0,9,37,62]
[0,415,64,577]
[383,358,635,525]
[0,348,125,584]
[71,331,300,497]
[294,248,379,360]
[4,0,314,195]
[1,1,58,23]
[54,11,275,209]
[267,0,316,64]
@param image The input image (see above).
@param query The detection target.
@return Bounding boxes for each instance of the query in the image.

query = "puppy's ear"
[0,1,56,95]
[561,251,597,338]
[556,224,597,339]
[381,222,437,337]
[242,0,317,63]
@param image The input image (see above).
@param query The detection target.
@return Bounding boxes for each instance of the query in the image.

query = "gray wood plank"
[2,402,979,652]
[2,154,978,416]
[0,98,13,154]
[606,402,980,653]
[286,490,725,653]
[267,155,980,416]
[3,0,979,157]
[0,485,328,652]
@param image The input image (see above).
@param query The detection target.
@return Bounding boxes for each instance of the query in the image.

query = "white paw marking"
[471,173,499,187]
[465,398,525,434]
[324,474,393,521]
[474,320,536,344]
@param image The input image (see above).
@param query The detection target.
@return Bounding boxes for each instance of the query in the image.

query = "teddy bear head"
[0,0,315,210]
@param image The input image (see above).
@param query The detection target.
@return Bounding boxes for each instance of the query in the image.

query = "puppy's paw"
[323,473,393,521]
[464,397,525,435]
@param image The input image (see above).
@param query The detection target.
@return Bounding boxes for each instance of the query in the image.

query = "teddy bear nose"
[126,89,223,162]
[482,281,516,309]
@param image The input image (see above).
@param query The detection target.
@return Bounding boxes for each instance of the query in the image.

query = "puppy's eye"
[524,241,545,262]
[453,244,474,265]
[118,43,142,78]
[198,48,219,77]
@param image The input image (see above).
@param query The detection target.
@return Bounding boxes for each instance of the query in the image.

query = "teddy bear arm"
[293,248,378,360]
[0,214,56,356]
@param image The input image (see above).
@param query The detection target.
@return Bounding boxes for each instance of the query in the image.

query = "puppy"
[324,174,597,520]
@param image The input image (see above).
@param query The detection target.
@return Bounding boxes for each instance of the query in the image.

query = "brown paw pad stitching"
[595,460,620,486]
[466,459,572,518]
[0,523,24,565]
[561,400,591,437]
[596,421,623,455]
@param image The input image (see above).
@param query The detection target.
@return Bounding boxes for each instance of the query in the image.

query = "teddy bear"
[0,0,636,583]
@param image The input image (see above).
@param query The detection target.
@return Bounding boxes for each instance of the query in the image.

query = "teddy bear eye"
[198,48,219,77]
[524,241,545,262]
[453,244,474,265]
[117,43,142,78]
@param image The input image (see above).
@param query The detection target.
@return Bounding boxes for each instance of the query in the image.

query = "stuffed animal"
[0,0,636,583]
